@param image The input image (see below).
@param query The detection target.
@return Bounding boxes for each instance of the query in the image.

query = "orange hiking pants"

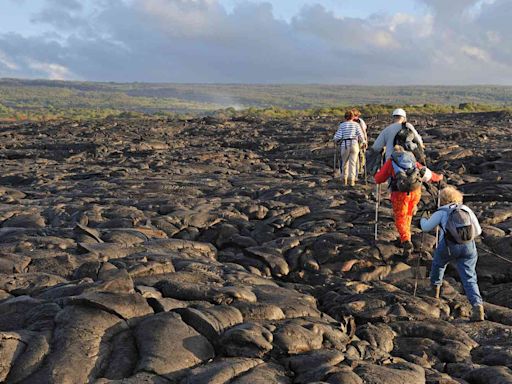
[390,188,422,243]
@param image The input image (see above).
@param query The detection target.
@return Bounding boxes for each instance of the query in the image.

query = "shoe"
[471,304,485,322]
[343,178,348,186]
[431,285,441,299]
[402,241,413,257]
[349,180,356,187]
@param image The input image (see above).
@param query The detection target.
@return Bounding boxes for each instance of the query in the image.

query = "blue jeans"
[430,239,483,306]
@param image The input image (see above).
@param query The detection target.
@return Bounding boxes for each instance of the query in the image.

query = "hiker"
[352,108,368,177]
[333,110,367,186]
[371,108,426,166]
[351,108,368,142]
[420,186,484,321]
[374,145,443,256]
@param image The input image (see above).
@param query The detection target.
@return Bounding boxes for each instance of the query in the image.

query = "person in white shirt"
[333,110,367,186]
[420,186,484,321]
[351,108,368,177]
[372,108,424,161]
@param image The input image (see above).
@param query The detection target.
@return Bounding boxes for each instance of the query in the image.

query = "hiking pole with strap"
[435,184,441,247]
[374,155,384,242]
[333,141,337,178]
[361,146,368,185]
[374,183,380,241]
[413,230,425,297]
[364,156,368,185]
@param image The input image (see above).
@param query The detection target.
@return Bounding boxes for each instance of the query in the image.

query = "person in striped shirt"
[333,110,367,186]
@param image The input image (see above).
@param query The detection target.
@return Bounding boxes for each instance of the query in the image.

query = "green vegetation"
[0,78,511,121]
[227,103,512,120]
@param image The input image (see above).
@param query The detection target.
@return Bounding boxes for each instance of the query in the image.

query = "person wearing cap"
[372,108,424,161]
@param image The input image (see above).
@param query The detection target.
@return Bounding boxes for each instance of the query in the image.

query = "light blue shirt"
[420,203,482,243]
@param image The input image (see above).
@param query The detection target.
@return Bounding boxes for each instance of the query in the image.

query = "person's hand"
[437,177,447,188]
[421,209,431,218]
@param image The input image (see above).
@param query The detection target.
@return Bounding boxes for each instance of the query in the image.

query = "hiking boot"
[402,241,414,257]
[431,285,441,299]
[471,304,485,322]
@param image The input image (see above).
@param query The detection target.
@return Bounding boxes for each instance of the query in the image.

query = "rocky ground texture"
[0,112,511,384]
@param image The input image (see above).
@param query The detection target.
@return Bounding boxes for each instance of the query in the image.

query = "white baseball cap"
[392,108,407,118]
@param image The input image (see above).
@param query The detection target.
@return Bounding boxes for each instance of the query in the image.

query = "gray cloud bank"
[0,0,511,84]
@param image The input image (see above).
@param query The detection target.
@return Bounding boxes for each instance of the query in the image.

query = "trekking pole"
[413,231,425,297]
[362,147,368,185]
[374,155,383,242]
[374,183,381,241]
[333,141,337,178]
[434,185,441,247]
[364,157,368,186]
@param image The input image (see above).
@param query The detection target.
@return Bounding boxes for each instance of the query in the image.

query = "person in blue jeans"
[420,186,484,321]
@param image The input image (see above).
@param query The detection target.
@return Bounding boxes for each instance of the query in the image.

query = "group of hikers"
[333,108,485,322]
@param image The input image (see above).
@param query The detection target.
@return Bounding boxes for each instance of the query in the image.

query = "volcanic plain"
[0,112,511,384]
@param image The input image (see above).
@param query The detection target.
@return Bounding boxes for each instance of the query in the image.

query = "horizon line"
[0,77,509,88]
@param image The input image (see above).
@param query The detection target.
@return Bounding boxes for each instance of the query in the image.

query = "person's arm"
[417,163,443,182]
[420,210,444,232]
[374,159,392,184]
[333,124,344,141]
[429,171,443,183]
[372,129,386,151]
[408,123,424,148]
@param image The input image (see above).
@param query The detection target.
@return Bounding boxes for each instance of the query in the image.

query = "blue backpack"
[390,151,423,192]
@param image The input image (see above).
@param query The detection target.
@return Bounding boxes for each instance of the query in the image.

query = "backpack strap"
[436,205,451,234]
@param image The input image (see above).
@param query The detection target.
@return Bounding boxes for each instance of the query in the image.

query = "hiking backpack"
[441,204,477,244]
[393,122,426,164]
[390,151,424,192]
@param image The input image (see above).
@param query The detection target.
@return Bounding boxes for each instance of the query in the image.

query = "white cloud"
[461,45,491,62]
[0,49,18,70]
[0,0,510,84]
[27,60,75,80]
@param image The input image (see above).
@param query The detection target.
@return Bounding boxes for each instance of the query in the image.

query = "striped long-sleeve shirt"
[333,121,366,143]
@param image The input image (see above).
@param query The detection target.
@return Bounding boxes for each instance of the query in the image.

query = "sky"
[0,0,510,85]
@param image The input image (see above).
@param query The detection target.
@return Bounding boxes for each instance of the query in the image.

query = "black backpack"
[390,151,424,192]
[393,122,426,164]
[366,147,384,175]
[441,204,477,244]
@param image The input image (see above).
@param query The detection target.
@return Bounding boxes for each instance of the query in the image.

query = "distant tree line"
[0,79,510,121]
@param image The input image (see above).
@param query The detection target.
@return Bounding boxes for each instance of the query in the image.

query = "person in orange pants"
[375,146,443,256]
[390,188,422,244]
